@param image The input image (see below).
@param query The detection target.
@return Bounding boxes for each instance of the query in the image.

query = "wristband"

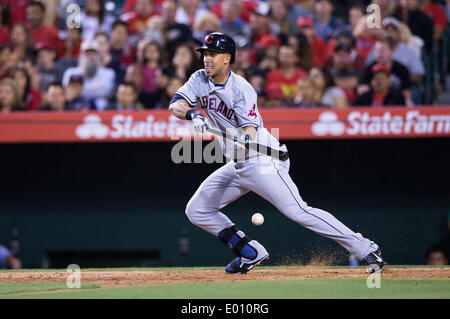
[186,109,201,120]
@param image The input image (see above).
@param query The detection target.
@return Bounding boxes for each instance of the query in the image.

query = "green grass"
[1,266,448,299]
[0,283,100,296]
[1,279,449,299]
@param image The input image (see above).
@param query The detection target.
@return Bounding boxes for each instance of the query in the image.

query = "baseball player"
[169,32,384,274]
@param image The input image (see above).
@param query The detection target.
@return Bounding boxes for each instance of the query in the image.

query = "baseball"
[252,213,264,226]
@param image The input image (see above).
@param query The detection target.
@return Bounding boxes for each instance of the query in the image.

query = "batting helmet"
[196,32,236,64]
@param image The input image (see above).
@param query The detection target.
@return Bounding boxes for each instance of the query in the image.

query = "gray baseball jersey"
[175,69,379,261]
[174,70,280,160]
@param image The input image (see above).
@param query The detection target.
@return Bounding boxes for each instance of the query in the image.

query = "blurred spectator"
[0,244,21,269]
[10,23,34,65]
[283,0,312,34]
[325,30,366,70]
[232,44,262,78]
[373,0,397,18]
[287,32,312,71]
[157,76,183,108]
[80,0,116,41]
[0,44,14,79]
[12,67,41,111]
[124,37,149,94]
[248,69,267,106]
[0,0,29,25]
[64,74,94,111]
[293,77,318,107]
[142,14,165,46]
[193,12,221,44]
[25,1,61,52]
[161,0,193,61]
[296,15,328,67]
[0,78,23,112]
[55,0,79,31]
[354,63,406,106]
[209,0,258,24]
[446,0,450,24]
[0,1,11,45]
[313,0,341,42]
[269,0,291,37]
[166,43,201,81]
[420,0,448,43]
[93,31,112,67]
[359,40,413,105]
[106,81,142,110]
[62,39,116,110]
[249,1,273,47]
[122,0,165,14]
[40,82,66,111]
[266,45,307,104]
[426,244,448,265]
[120,0,159,35]
[397,19,424,58]
[109,21,136,85]
[136,41,168,108]
[352,0,393,58]
[259,34,281,60]
[330,43,361,104]
[365,17,424,85]
[220,0,251,45]
[310,66,348,107]
[61,26,82,59]
[175,0,209,28]
[394,0,434,54]
[36,43,66,92]
[348,3,365,29]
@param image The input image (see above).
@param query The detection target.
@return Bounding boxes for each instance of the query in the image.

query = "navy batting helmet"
[196,32,236,64]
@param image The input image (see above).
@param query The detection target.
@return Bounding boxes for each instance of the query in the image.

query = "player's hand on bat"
[191,111,208,133]
[235,134,250,152]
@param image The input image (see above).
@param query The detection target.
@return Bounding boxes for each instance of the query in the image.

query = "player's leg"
[185,161,247,235]
[185,161,269,273]
[241,158,382,271]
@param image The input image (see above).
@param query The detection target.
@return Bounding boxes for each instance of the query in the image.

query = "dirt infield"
[0,267,448,288]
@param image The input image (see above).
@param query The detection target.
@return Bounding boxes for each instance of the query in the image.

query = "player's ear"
[224,53,231,65]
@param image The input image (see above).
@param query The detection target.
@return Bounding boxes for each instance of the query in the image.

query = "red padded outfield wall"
[0,107,449,143]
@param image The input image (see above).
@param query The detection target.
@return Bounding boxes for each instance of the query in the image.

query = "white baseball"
[252,213,264,226]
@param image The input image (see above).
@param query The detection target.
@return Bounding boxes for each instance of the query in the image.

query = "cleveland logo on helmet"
[196,32,236,64]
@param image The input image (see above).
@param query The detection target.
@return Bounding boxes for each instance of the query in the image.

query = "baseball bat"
[206,127,289,161]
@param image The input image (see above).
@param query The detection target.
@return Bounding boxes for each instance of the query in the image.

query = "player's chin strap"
[218,226,257,260]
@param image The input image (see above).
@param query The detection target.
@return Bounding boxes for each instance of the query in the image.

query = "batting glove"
[186,109,208,133]
[235,134,250,152]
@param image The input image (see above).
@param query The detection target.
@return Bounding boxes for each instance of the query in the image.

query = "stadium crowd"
[0,0,448,112]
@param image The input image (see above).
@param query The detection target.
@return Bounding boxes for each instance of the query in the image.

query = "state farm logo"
[75,114,192,140]
[311,110,450,136]
[311,112,345,136]
[76,115,109,139]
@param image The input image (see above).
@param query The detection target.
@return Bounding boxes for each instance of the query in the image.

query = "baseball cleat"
[363,249,384,273]
[225,240,269,274]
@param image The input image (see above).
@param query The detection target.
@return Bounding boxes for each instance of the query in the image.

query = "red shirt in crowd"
[266,68,307,99]
[372,92,387,107]
[28,24,62,52]
[122,0,165,13]
[422,3,448,29]
[0,0,31,24]
[0,25,10,44]
[211,0,259,23]
[25,87,42,111]
[355,36,378,59]
[61,40,82,59]
[311,36,328,67]
[123,11,160,34]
